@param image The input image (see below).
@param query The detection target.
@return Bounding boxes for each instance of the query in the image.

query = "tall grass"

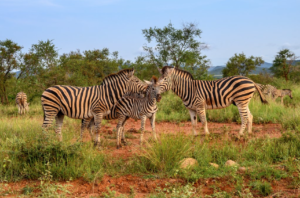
[157,84,300,131]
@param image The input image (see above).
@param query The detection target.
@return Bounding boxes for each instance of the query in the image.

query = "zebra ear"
[144,80,152,85]
[158,68,162,74]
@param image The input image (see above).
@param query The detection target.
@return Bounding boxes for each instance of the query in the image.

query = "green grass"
[0,84,300,196]
[157,83,300,132]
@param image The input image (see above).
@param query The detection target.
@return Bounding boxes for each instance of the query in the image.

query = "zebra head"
[125,75,148,95]
[144,76,162,102]
[283,89,293,99]
[157,66,175,93]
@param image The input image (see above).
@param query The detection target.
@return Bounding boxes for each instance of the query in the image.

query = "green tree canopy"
[0,39,23,104]
[270,49,298,81]
[222,53,264,77]
[142,22,211,80]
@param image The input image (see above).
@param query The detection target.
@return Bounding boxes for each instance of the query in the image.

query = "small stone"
[225,160,239,167]
[179,158,198,169]
[209,163,219,169]
[238,167,247,172]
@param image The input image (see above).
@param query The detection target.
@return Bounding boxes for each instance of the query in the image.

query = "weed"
[250,180,272,196]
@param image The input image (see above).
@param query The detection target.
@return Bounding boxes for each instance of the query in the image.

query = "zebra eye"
[164,78,167,80]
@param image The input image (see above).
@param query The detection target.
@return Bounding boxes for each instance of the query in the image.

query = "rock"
[179,158,198,169]
[238,167,247,172]
[225,160,239,167]
[209,163,219,169]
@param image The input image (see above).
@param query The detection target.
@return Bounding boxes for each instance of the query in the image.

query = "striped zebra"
[16,92,30,114]
[41,69,136,146]
[256,83,277,97]
[81,75,148,139]
[273,89,293,104]
[87,76,161,148]
[157,66,268,137]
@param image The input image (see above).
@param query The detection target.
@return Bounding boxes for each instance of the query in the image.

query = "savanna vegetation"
[1,22,300,197]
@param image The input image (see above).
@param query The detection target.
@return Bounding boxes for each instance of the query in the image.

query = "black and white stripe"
[158,66,267,137]
[16,92,30,114]
[87,76,161,148]
[41,69,135,145]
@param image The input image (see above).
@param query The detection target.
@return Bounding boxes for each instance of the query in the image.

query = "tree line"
[1,22,299,104]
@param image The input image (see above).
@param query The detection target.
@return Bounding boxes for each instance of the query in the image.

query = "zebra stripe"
[158,66,267,137]
[273,89,293,105]
[87,76,161,148]
[256,83,277,97]
[41,68,135,145]
[81,75,148,139]
[16,92,30,114]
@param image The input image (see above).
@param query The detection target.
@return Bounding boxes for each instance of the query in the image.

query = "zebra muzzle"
[156,94,162,102]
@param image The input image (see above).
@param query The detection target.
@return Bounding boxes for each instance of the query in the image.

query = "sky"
[0,0,299,66]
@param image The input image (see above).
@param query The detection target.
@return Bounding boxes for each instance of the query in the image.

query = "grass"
[156,82,300,132]
[0,83,300,197]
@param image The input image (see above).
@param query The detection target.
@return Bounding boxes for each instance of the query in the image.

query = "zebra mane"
[282,89,291,91]
[161,66,194,80]
[101,68,134,84]
[152,76,158,84]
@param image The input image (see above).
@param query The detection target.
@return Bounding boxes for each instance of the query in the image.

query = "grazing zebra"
[157,66,268,137]
[256,83,277,97]
[87,76,161,148]
[273,89,293,104]
[41,69,135,146]
[16,92,30,114]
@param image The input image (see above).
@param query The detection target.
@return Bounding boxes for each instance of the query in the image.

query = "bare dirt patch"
[2,120,289,197]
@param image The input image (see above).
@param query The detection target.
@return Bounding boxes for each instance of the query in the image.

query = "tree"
[270,49,298,81]
[222,53,264,77]
[0,39,23,104]
[142,22,210,78]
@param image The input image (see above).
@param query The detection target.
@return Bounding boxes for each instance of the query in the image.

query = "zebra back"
[41,68,135,120]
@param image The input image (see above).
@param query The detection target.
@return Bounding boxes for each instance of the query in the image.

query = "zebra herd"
[15,67,293,147]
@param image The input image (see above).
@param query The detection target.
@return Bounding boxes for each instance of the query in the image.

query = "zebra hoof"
[116,145,122,149]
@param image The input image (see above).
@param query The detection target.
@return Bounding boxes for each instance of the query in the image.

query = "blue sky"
[1,0,299,66]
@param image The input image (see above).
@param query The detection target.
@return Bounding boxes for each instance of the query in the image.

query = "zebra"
[255,83,277,97]
[81,75,148,139]
[41,69,136,146]
[16,92,30,114]
[272,89,293,105]
[157,66,268,137]
[86,76,161,148]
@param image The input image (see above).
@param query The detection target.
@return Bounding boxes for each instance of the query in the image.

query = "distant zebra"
[16,92,30,114]
[273,89,293,104]
[86,76,161,148]
[256,83,277,97]
[157,66,268,137]
[41,69,136,146]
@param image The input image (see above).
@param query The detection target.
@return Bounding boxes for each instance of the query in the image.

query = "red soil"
[3,120,297,198]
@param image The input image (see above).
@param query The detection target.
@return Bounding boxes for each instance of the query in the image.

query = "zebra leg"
[116,115,126,149]
[55,112,65,141]
[87,118,95,141]
[81,118,93,142]
[237,104,249,137]
[281,96,283,105]
[188,109,198,136]
[121,118,128,145]
[18,105,21,114]
[149,113,157,141]
[196,107,209,135]
[247,107,253,134]
[140,116,147,145]
[92,113,103,147]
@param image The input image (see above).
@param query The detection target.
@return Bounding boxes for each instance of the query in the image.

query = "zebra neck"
[172,77,193,103]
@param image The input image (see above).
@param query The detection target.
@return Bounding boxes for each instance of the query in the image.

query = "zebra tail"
[254,83,268,104]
